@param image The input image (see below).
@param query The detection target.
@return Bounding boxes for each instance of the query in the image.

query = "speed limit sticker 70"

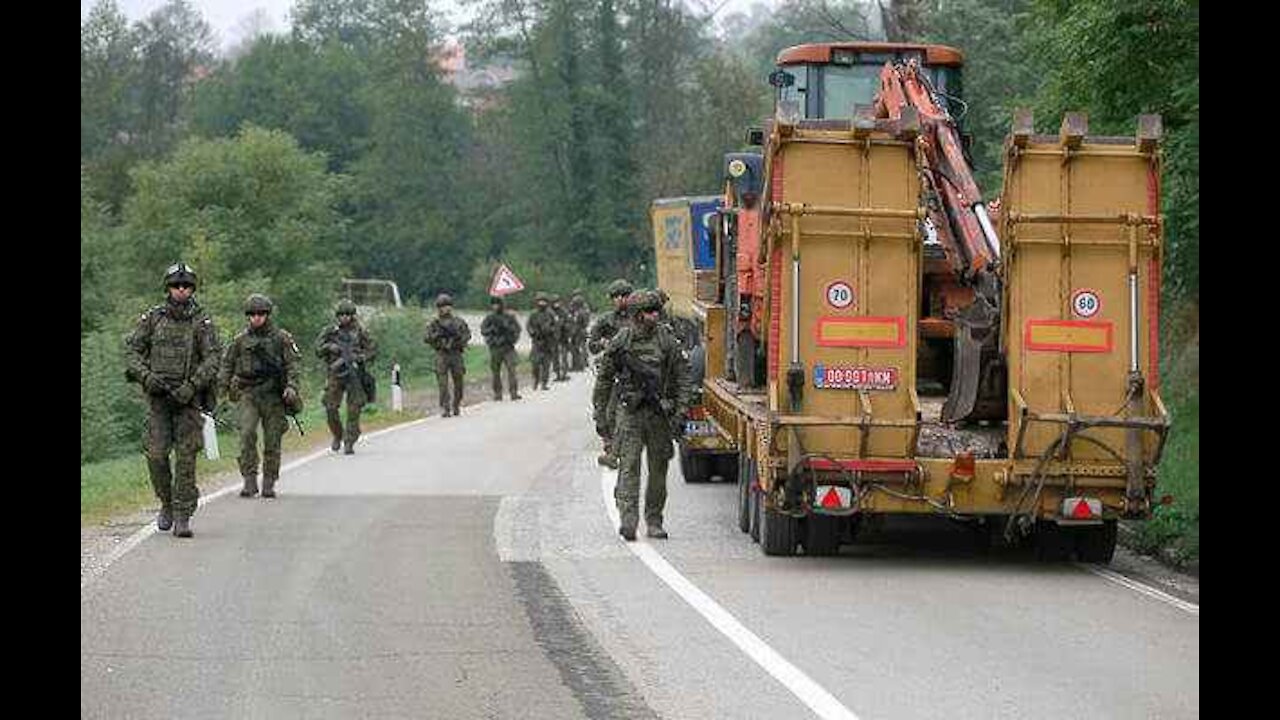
[1071,289,1101,318]
[826,281,855,309]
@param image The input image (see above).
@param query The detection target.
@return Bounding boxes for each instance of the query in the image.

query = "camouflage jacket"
[592,323,692,425]
[480,310,521,350]
[315,322,377,377]
[425,315,472,355]
[218,321,302,395]
[124,297,221,393]
[527,308,558,345]
[587,308,629,354]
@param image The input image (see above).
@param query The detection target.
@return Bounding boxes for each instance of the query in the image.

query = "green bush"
[81,322,147,464]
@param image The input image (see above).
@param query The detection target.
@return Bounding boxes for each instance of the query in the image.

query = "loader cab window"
[775,54,965,122]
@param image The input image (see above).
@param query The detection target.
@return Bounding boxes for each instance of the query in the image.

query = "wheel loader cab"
[772,43,964,121]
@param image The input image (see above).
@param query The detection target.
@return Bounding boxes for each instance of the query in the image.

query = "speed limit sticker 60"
[1071,289,1101,318]
[826,281,855,309]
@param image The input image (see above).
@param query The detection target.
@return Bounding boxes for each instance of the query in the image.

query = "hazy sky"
[82,0,780,53]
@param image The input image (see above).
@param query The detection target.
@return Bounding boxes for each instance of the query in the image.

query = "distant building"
[433,40,520,111]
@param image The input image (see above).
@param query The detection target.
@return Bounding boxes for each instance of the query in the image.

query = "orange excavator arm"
[876,60,1000,277]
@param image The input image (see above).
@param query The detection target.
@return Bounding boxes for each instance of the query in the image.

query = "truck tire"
[690,344,706,385]
[679,442,711,483]
[802,515,843,556]
[1076,520,1118,563]
[715,453,739,483]
[737,457,752,533]
[760,498,798,556]
[1034,520,1073,562]
[749,482,761,543]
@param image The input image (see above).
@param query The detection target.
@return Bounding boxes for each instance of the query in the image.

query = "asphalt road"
[81,372,1199,719]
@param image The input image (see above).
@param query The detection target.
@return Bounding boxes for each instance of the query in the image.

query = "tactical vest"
[235,327,284,385]
[148,308,203,383]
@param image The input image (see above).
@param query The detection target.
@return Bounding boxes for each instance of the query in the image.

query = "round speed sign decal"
[1071,289,1101,318]
[826,281,855,309]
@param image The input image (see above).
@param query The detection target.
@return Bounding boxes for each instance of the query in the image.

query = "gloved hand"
[171,381,197,405]
[143,372,170,396]
[282,387,299,406]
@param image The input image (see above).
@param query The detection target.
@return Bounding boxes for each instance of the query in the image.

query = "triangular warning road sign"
[489,263,525,297]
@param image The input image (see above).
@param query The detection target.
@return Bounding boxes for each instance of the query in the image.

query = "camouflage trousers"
[569,336,586,371]
[323,374,367,445]
[614,405,675,532]
[552,341,567,379]
[237,386,288,484]
[145,395,204,518]
[530,341,553,388]
[488,345,519,399]
[436,351,466,412]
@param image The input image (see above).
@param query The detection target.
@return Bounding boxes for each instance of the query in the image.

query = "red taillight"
[951,452,975,478]
[686,406,707,420]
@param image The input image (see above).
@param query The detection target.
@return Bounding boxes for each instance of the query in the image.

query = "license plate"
[684,420,716,436]
[813,364,898,390]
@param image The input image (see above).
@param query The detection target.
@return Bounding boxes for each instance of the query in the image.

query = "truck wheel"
[760,499,798,556]
[1076,520,1118,563]
[679,442,711,483]
[737,457,752,533]
[1034,520,1073,562]
[715,453,739,483]
[802,515,843,556]
[749,482,761,543]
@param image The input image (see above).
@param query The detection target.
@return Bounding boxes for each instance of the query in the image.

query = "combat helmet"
[163,262,198,290]
[244,293,274,315]
[607,279,633,298]
[335,299,358,316]
[436,293,454,308]
[630,290,662,313]
[534,291,549,304]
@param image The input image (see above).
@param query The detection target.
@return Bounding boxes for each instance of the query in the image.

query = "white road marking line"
[81,417,433,593]
[600,469,859,720]
[1077,563,1199,616]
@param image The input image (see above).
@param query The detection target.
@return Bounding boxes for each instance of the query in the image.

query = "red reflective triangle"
[821,487,843,509]
[1071,498,1094,519]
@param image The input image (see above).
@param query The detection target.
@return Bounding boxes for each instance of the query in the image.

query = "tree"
[121,125,350,341]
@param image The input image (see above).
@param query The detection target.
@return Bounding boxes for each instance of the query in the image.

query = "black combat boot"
[618,525,637,542]
[157,505,173,532]
[646,525,669,540]
[239,476,258,498]
[261,476,277,498]
[331,436,342,452]
[173,515,193,538]
[343,442,355,455]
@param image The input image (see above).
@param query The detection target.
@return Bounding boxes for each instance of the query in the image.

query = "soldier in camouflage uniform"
[124,263,221,538]
[587,279,634,355]
[568,290,590,371]
[424,293,472,417]
[592,290,693,541]
[316,300,378,454]
[550,294,570,381]
[481,295,522,401]
[526,292,557,390]
[218,294,302,498]
[587,279,635,468]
